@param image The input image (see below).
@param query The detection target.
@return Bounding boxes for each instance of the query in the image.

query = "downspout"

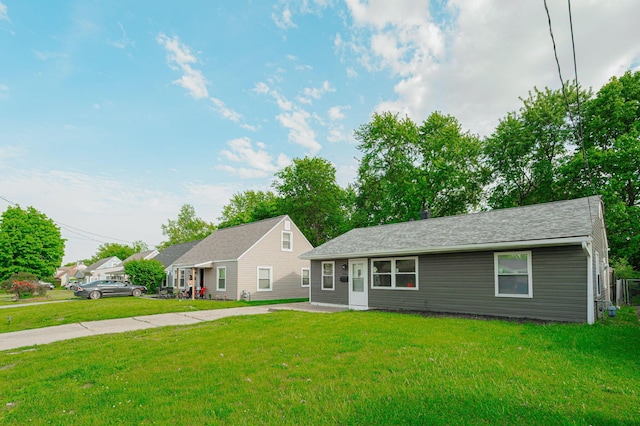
[582,241,594,324]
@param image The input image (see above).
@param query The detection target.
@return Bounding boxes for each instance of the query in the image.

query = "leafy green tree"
[485,83,590,208]
[123,259,166,294]
[90,242,138,265]
[217,190,282,229]
[273,157,346,247]
[577,71,640,270]
[159,204,216,249]
[0,206,65,281]
[354,111,486,227]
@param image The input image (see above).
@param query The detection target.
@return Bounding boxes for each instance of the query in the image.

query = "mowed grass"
[0,296,308,333]
[1,308,639,425]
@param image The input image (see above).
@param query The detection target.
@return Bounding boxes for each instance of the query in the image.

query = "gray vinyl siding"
[310,259,348,305]
[590,202,610,314]
[206,261,237,300]
[366,246,587,322]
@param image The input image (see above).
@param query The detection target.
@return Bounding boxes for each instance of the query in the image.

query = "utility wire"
[0,194,135,245]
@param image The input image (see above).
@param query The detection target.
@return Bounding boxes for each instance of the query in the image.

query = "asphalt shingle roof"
[173,215,287,266]
[154,240,202,267]
[301,196,602,259]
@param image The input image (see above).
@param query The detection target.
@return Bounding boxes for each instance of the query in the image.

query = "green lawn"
[1,308,639,425]
[0,295,308,333]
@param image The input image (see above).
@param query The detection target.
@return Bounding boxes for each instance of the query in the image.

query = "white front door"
[349,258,368,310]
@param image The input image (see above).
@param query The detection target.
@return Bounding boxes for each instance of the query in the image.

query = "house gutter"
[300,236,591,260]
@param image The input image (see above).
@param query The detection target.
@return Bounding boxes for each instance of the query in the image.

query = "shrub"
[10,280,39,298]
[1,272,38,291]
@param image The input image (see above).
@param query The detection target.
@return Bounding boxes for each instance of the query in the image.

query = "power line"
[0,194,135,245]
[543,0,595,195]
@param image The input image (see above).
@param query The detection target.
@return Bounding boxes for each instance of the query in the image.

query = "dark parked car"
[74,280,147,300]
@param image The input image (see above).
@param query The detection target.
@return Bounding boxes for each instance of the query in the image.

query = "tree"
[89,242,145,265]
[217,190,282,229]
[484,83,590,208]
[579,71,640,270]
[354,111,487,227]
[123,259,166,294]
[0,205,65,281]
[273,157,346,247]
[159,204,216,249]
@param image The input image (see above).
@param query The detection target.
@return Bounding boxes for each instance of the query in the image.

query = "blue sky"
[1,0,639,264]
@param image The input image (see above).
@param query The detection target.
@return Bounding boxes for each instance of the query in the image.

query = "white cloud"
[218,137,290,178]
[0,83,8,99]
[0,1,9,22]
[276,109,322,154]
[298,80,335,104]
[272,7,297,30]
[210,97,242,123]
[340,0,640,137]
[328,105,349,120]
[157,33,209,99]
[0,145,24,164]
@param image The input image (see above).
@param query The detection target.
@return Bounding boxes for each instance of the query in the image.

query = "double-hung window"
[301,268,310,287]
[494,251,533,298]
[371,257,418,289]
[216,266,226,291]
[281,231,293,251]
[257,267,272,291]
[321,262,334,290]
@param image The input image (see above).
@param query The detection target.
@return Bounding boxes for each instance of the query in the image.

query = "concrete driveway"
[0,302,346,352]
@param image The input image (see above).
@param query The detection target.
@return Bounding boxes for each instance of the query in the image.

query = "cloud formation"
[218,137,291,178]
[0,1,9,22]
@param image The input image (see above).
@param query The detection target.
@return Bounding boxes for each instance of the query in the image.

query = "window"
[494,251,533,298]
[596,252,601,296]
[257,267,272,291]
[282,231,293,251]
[301,268,310,287]
[217,266,226,291]
[371,257,418,289]
[322,262,334,290]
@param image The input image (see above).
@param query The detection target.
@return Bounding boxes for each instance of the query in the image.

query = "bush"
[2,272,38,291]
[10,280,39,298]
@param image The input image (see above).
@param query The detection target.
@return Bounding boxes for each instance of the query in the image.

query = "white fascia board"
[301,236,591,260]
[194,261,214,268]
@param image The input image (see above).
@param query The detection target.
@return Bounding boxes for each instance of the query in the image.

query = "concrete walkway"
[0,302,346,352]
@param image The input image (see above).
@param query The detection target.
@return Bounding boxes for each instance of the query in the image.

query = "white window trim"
[321,261,335,291]
[216,266,226,292]
[301,268,310,287]
[281,231,293,252]
[494,251,533,298]
[370,257,419,290]
[257,266,273,292]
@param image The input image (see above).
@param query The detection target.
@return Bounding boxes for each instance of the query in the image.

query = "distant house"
[82,256,122,283]
[154,240,202,288]
[55,262,87,287]
[103,250,160,281]
[300,196,610,324]
[172,215,313,301]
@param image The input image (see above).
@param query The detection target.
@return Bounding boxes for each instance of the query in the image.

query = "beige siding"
[237,219,313,301]
[591,199,610,318]
[203,261,238,300]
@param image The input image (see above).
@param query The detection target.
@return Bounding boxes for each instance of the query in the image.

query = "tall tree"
[159,204,216,249]
[485,83,590,208]
[217,190,282,229]
[0,205,65,281]
[89,242,146,265]
[354,111,486,227]
[273,157,345,247]
[580,71,640,269]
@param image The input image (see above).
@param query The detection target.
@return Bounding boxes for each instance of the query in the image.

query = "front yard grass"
[1,309,639,425]
[0,296,308,333]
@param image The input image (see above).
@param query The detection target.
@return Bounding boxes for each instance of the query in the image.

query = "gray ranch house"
[300,196,610,324]
[172,215,313,301]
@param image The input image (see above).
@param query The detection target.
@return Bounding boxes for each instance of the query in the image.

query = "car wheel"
[132,288,142,297]
[89,290,101,300]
